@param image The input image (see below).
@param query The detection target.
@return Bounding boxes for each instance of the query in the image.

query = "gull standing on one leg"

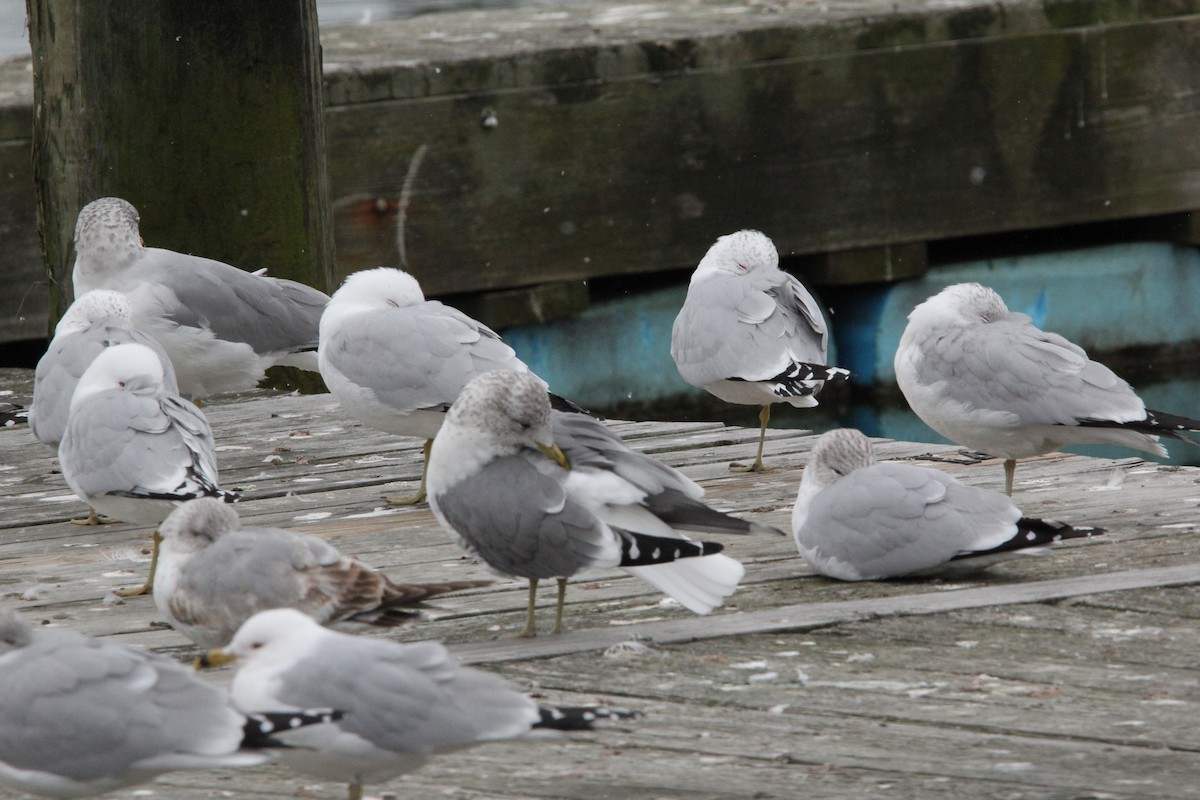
[58,343,238,596]
[427,370,780,638]
[671,230,850,472]
[894,282,1200,495]
[71,197,329,398]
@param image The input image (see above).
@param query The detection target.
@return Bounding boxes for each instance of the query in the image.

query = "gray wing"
[60,388,224,503]
[169,530,343,644]
[322,303,530,415]
[275,637,537,753]
[671,271,828,387]
[0,630,242,780]
[30,322,177,447]
[131,248,328,356]
[797,462,1019,578]
[911,311,1146,426]
[432,452,619,579]
[552,411,777,535]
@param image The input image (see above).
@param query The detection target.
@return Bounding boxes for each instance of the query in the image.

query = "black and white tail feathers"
[1078,409,1200,445]
[733,362,852,400]
[951,517,1104,563]
[534,705,640,731]
[616,529,723,567]
[240,709,344,748]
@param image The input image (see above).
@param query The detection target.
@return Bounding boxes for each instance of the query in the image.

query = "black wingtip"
[240,708,343,748]
[534,705,641,731]
[951,518,1104,562]
[616,530,724,566]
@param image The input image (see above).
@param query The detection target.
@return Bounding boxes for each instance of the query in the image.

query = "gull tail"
[240,709,343,748]
[646,487,786,536]
[534,705,641,731]
[351,578,493,626]
[1075,408,1200,446]
[734,362,853,400]
[615,529,724,566]
[952,518,1104,563]
[549,391,602,420]
[624,552,745,615]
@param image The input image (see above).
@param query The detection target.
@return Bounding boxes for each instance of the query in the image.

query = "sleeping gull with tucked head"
[199,608,636,800]
[318,266,581,504]
[671,230,851,473]
[895,282,1200,495]
[57,343,237,596]
[792,428,1104,581]
[72,196,329,398]
[427,370,782,637]
[154,498,490,648]
[0,608,335,799]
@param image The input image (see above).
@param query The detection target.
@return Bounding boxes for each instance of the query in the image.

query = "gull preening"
[427,370,780,637]
[57,343,237,596]
[792,428,1104,580]
[72,197,329,397]
[671,229,850,472]
[318,267,574,504]
[200,608,636,800]
[154,498,490,648]
[0,609,334,799]
[895,282,1200,494]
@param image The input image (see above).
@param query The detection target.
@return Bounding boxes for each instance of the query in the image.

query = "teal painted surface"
[860,242,1200,386]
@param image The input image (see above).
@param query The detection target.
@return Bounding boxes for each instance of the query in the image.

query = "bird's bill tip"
[537,441,571,470]
[196,648,236,670]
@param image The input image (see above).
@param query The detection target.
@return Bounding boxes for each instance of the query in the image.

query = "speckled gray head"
[0,608,33,655]
[55,290,135,336]
[805,428,877,489]
[160,497,242,549]
[692,229,779,282]
[447,370,552,443]
[911,282,1010,326]
[73,197,145,281]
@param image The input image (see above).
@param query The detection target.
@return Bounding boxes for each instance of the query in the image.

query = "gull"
[0,608,336,799]
[427,370,781,638]
[895,282,1200,495]
[58,343,238,596]
[72,196,329,398]
[154,498,491,648]
[30,290,177,449]
[671,230,851,472]
[318,266,579,504]
[200,608,637,800]
[792,428,1104,580]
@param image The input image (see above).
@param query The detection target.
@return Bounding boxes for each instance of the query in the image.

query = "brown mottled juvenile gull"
[895,282,1200,495]
[792,428,1104,581]
[671,229,850,472]
[154,498,490,648]
[200,608,636,800]
[72,196,329,397]
[0,608,335,799]
[427,370,781,638]
[58,343,237,596]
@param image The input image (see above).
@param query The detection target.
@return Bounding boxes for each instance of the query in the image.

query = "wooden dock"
[3,385,1200,798]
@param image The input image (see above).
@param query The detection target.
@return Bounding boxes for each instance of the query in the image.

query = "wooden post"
[26,0,333,327]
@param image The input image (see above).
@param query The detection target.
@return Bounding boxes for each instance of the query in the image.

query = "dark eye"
[250,642,263,650]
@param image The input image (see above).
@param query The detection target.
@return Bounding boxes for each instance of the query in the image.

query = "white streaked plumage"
[792,428,1103,580]
[671,230,850,472]
[58,343,237,595]
[154,498,489,648]
[72,197,329,397]
[894,282,1200,494]
[427,370,778,637]
[0,609,269,798]
[30,290,177,448]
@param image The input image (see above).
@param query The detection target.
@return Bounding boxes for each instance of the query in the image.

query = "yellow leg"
[551,578,568,635]
[384,439,432,505]
[114,530,162,597]
[70,506,119,526]
[731,405,774,473]
[1004,458,1017,497]
[517,579,539,638]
